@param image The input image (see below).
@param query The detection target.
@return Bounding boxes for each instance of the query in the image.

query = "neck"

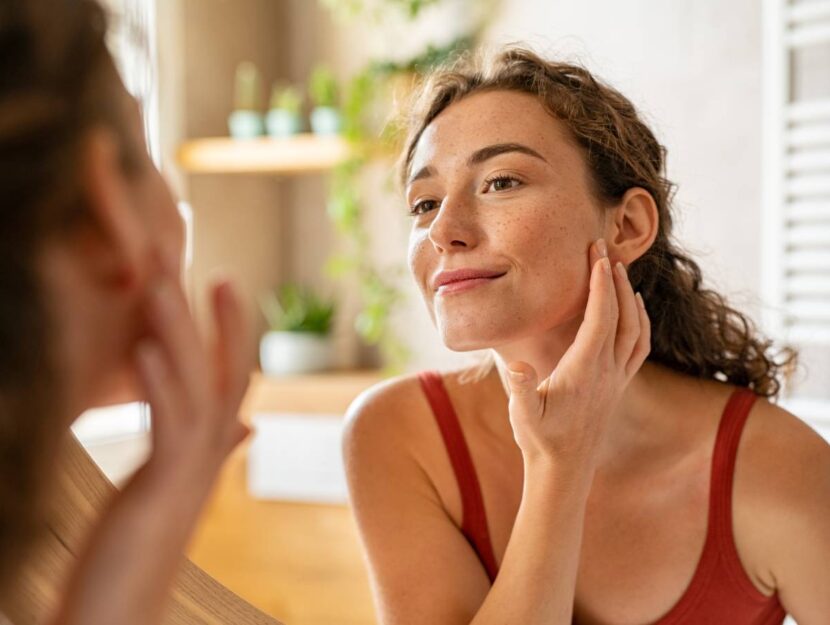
[491,314,583,382]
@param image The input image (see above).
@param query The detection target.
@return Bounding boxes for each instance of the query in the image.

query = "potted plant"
[265,83,304,138]
[308,64,342,135]
[259,284,336,375]
[228,61,264,139]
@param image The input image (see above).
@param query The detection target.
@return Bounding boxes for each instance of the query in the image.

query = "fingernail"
[615,262,628,281]
[596,238,608,258]
[635,292,645,309]
[602,257,612,274]
[508,369,527,383]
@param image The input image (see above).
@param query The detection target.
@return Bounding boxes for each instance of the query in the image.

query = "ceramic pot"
[265,109,303,137]
[227,110,264,139]
[310,106,342,136]
[259,331,333,375]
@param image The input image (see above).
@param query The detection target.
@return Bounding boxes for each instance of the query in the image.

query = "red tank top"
[418,371,787,625]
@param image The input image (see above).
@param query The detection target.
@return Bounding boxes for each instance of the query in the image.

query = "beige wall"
[307,0,775,374]
[158,0,290,352]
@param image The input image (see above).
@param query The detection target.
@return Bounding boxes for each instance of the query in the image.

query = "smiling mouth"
[436,273,506,295]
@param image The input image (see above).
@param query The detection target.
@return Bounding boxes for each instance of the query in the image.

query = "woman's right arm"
[50,255,253,625]
[344,240,650,625]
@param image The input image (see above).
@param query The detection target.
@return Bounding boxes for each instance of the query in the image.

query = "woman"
[0,1,276,623]
[344,47,830,625]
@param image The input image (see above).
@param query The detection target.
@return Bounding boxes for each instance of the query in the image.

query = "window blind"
[763,0,830,442]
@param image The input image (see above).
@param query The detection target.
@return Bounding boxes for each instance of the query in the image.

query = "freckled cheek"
[490,208,578,273]
[491,205,591,315]
[407,232,434,296]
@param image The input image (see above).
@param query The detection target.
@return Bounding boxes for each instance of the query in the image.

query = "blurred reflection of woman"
[0,2,274,623]
[344,47,830,625]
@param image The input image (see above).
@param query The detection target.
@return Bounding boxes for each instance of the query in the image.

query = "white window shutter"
[104,0,160,164]
[762,0,830,443]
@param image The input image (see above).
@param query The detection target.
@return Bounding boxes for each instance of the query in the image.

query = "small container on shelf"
[308,65,342,136]
[228,61,265,139]
[266,83,304,138]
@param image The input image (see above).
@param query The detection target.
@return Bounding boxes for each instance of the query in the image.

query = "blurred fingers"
[212,279,253,412]
[135,340,178,440]
[146,276,207,411]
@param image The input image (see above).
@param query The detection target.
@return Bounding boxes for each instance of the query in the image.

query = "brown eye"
[484,175,521,193]
[409,199,439,216]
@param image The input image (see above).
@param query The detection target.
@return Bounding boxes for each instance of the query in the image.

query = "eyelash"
[408,175,523,216]
[483,174,522,193]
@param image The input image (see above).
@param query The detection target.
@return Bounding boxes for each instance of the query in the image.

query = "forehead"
[410,89,575,175]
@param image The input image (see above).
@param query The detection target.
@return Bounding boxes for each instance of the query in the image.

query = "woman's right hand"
[135,250,253,488]
[505,238,651,475]
[50,254,255,625]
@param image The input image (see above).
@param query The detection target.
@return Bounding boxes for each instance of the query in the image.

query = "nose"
[427,194,479,253]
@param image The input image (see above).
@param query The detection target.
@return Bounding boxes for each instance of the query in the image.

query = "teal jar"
[227,110,264,139]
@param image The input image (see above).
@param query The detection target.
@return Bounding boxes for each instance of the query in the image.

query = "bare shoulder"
[738,396,830,505]
[734,393,830,598]
[739,396,830,616]
[343,372,429,453]
[343,365,486,451]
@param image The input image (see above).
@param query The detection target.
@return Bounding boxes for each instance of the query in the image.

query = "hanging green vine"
[320,0,442,20]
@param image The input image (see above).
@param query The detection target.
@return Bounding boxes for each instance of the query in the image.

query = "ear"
[75,126,148,292]
[605,187,659,265]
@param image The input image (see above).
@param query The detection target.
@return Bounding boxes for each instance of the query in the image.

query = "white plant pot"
[265,109,303,137]
[310,106,342,135]
[259,331,333,375]
[227,110,264,139]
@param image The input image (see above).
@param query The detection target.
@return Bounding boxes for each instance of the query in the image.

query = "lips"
[432,268,507,292]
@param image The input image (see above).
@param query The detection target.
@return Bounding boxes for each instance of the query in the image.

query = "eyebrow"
[407,142,548,186]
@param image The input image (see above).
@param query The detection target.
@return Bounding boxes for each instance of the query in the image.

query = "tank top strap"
[417,371,499,582]
[707,387,764,598]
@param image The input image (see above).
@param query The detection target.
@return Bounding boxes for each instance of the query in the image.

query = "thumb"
[224,422,252,456]
[506,361,543,419]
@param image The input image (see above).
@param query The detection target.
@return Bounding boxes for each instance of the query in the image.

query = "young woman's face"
[83,84,185,407]
[406,89,607,351]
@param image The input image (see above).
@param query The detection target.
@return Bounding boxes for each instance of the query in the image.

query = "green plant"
[309,65,339,108]
[234,61,263,111]
[260,284,336,335]
[269,83,303,113]
[320,0,441,20]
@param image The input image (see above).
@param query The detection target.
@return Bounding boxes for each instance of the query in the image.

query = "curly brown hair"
[399,46,796,399]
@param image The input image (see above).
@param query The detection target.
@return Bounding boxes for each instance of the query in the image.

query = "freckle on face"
[407,90,602,352]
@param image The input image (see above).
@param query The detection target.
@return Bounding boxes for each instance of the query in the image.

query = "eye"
[485,175,521,192]
[483,174,522,193]
[409,198,440,216]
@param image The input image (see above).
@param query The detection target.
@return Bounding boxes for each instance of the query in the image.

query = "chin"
[439,321,513,352]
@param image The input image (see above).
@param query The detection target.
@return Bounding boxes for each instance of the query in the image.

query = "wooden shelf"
[241,369,384,417]
[177,134,351,175]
